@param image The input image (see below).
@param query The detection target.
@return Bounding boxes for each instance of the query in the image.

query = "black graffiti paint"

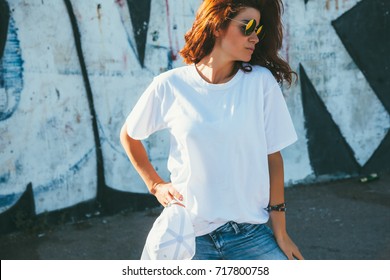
[332,0,390,172]
[0,0,9,112]
[126,0,151,67]
[0,0,10,57]
[332,0,390,111]
[0,0,23,122]
[363,133,390,173]
[300,64,360,177]
[0,183,35,234]
[63,0,106,203]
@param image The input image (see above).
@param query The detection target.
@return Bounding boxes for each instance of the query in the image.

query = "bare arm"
[268,151,303,260]
[119,123,183,206]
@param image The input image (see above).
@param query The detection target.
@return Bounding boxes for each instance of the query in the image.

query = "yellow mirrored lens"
[245,19,255,35]
[256,25,263,35]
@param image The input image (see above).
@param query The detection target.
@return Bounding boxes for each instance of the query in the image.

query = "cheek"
[222,28,245,49]
[222,36,243,51]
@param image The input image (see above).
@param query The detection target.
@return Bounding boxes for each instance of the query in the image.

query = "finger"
[173,201,186,208]
[161,199,169,207]
[280,248,293,260]
[161,188,173,200]
[168,186,183,201]
[293,250,304,260]
[162,195,172,206]
[165,200,173,207]
[164,197,186,208]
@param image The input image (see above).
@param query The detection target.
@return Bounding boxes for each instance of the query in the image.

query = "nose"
[249,32,259,44]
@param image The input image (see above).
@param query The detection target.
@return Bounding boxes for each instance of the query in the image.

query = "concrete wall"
[0,0,389,229]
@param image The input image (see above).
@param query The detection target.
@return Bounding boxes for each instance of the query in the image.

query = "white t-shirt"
[126,64,297,236]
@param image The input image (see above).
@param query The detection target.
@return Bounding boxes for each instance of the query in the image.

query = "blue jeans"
[192,222,287,260]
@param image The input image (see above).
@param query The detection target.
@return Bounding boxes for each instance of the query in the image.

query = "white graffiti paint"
[283,0,390,169]
[0,0,389,215]
[1,0,96,214]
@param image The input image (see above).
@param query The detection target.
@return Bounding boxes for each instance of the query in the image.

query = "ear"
[214,28,221,38]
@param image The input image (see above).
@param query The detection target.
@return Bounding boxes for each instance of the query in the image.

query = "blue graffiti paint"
[0,17,23,121]
[96,117,129,159]
[167,50,173,70]
[0,191,22,210]
[0,171,10,183]
[0,148,94,214]
[15,159,23,174]
[34,147,94,195]
[117,18,138,63]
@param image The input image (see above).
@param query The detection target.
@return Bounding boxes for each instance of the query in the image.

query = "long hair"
[179,0,296,85]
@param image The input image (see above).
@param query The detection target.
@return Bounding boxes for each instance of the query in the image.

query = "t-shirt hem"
[126,126,149,141]
[267,136,298,155]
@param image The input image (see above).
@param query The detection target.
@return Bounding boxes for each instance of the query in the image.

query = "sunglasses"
[226,18,263,37]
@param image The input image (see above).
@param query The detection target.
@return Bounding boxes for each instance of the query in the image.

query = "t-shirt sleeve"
[264,83,298,154]
[126,78,167,140]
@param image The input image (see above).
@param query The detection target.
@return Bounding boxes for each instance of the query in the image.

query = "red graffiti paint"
[165,0,179,61]
[123,53,128,69]
[326,0,340,10]
[115,0,125,8]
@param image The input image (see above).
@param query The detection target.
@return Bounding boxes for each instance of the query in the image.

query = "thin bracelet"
[265,202,287,212]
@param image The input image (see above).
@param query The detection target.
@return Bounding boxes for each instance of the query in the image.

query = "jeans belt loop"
[229,221,240,234]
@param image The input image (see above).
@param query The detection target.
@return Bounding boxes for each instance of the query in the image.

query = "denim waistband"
[212,221,266,235]
[213,221,242,234]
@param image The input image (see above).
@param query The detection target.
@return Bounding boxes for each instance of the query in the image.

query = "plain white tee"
[126,64,297,236]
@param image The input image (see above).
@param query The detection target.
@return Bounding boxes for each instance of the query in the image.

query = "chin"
[234,54,252,63]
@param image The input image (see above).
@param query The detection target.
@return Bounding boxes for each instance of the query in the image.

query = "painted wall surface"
[0,0,389,223]
[282,0,390,181]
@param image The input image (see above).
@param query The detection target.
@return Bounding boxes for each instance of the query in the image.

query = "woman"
[120,0,303,260]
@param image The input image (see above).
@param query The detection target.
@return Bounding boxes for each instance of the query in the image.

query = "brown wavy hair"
[180,0,296,85]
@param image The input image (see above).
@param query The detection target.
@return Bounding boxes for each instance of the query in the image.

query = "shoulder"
[243,65,279,91]
[145,65,192,99]
[248,65,275,80]
[154,65,192,84]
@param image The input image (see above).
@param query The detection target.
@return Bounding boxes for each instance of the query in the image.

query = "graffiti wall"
[284,0,390,182]
[0,0,389,231]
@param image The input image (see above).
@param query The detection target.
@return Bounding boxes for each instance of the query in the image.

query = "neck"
[195,54,237,84]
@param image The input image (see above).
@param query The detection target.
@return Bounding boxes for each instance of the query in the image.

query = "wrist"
[150,181,165,195]
[273,228,288,240]
[269,211,287,237]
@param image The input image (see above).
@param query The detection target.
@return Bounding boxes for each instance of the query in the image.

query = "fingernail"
[179,195,183,201]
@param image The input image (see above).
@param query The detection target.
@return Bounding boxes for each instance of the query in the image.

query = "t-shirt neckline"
[190,64,243,90]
